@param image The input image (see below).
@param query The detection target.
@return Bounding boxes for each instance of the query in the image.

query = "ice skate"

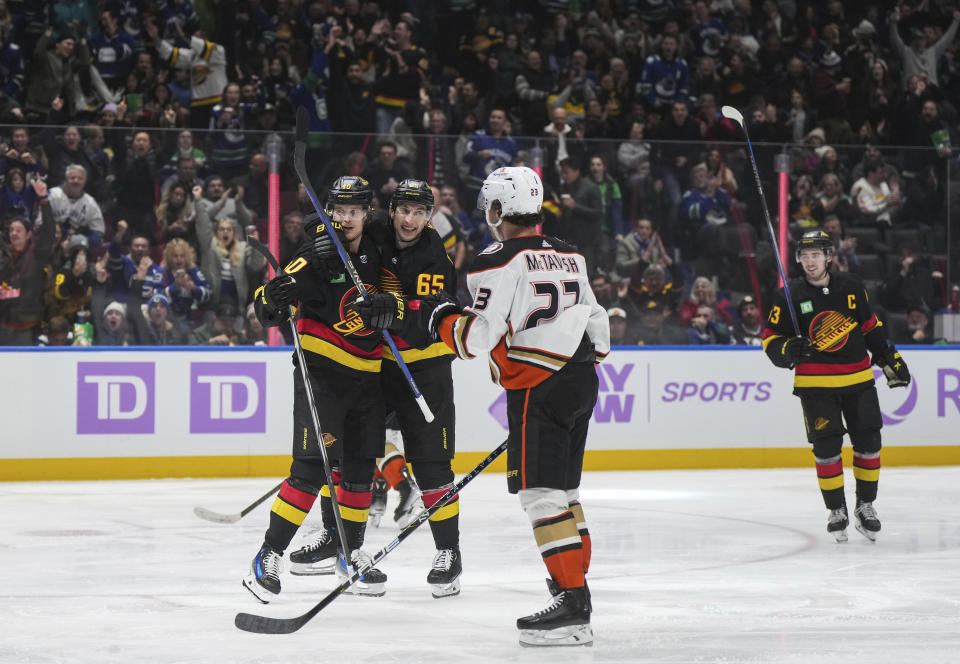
[427,548,462,598]
[517,585,593,647]
[827,506,849,542]
[394,470,424,529]
[289,528,338,575]
[337,549,387,596]
[854,501,881,541]
[242,544,282,603]
[369,477,388,527]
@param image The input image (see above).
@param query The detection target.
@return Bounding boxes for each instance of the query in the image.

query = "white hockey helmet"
[478,164,541,218]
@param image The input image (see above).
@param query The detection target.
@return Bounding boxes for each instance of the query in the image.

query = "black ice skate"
[427,548,462,598]
[242,544,282,603]
[827,506,849,542]
[517,586,593,647]
[289,528,337,575]
[336,549,387,596]
[394,468,423,529]
[854,501,881,541]
[369,477,388,527]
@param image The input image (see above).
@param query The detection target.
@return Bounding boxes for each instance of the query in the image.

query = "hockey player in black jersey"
[243,176,389,602]
[762,230,911,542]
[376,167,609,646]
[350,179,464,597]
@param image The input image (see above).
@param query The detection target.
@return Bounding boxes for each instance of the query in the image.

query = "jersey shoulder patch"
[540,235,578,254]
[479,242,503,255]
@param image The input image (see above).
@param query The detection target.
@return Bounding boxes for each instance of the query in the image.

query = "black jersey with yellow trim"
[374,223,457,368]
[762,271,890,394]
[253,231,386,374]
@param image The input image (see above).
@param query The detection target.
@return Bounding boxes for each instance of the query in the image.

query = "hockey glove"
[349,292,406,333]
[308,219,347,281]
[262,274,297,311]
[784,336,814,366]
[415,291,462,340]
[877,348,911,388]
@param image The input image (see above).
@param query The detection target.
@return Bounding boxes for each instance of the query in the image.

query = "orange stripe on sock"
[581,532,592,574]
[381,456,406,489]
[544,549,585,590]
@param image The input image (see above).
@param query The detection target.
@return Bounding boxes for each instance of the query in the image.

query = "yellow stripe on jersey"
[762,333,785,352]
[794,368,873,389]
[298,334,382,372]
[443,234,457,250]
[271,496,308,525]
[384,341,454,363]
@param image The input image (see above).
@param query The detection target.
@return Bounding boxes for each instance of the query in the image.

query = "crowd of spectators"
[0,0,957,348]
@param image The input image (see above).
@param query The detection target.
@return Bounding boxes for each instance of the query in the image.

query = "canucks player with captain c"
[762,230,911,543]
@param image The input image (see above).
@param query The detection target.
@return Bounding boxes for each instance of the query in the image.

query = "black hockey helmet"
[325,175,373,213]
[388,178,434,217]
[796,230,834,261]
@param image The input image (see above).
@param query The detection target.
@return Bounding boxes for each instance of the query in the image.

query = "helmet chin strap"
[486,204,505,241]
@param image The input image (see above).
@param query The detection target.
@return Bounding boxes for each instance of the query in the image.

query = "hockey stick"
[292,106,435,423]
[721,105,802,337]
[235,438,509,634]
[193,481,283,524]
[248,236,355,570]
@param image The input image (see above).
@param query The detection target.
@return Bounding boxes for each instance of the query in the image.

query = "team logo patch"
[800,301,813,314]
[808,311,857,352]
[814,417,830,431]
[333,285,376,336]
[480,242,503,255]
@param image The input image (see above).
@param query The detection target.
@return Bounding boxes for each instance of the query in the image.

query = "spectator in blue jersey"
[209,83,251,181]
[682,164,732,257]
[0,30,25,101]
[159,0,199,42]
[464,108,518,180]
[1,128,44,179]
[107,220,167,303]
[689,1,726,59]
[638,34,689,110]
[161,237,210,325]
[89,8,134,92]
[0,168,39,220]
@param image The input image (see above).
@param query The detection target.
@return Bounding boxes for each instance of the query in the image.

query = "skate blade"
[518,624,593,647]
[289,560,335,576]
[242,575,277,604]
[831,528,848,543]
[854,522,878,541]
[430,577,461,598]
[341,580,386,597]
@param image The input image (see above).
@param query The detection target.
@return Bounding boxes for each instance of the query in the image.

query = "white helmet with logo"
[477,166,543,240]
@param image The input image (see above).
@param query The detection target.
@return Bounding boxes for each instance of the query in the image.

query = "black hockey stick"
[193,481,283,524]
[292,106,435,423]
[247,236,355,568]
[235,438,509,634]
[721,105,802,337]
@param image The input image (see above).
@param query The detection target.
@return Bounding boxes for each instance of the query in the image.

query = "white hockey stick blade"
[193,506,242,524]
[721,105,744,126]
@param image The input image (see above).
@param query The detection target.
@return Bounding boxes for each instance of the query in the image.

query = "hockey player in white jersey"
[367,166,609,646]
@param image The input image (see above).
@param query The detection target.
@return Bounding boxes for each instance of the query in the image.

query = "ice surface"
[2,468,960,663]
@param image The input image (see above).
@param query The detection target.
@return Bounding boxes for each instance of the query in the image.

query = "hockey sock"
[532,511,585,590]
[318,468,342,532]
[568,501,591,574]
[423,484,460,550]
[853,451,880,503]
[815,454,846,510]
[265,479,318,553]
[379,443,407,490]
[337,482,372,550]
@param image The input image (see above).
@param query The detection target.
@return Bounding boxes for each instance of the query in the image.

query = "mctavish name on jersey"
[524,252,581,273]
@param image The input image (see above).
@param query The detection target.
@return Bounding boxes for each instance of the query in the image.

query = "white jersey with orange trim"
[157,37,227,108]
[437,234,609,390]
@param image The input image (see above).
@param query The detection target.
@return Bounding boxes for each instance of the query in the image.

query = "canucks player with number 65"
[762,230,911,543]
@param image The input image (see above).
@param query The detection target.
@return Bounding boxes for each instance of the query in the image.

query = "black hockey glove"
[784,336,814,366]
[876,347,910,388]
[307,218,347,281]
[414,291,462,340]
[262,274,297,311]
[349,291,406,333]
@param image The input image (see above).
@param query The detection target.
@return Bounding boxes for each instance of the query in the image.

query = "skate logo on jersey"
[524,251,580,273]
[190,363,266,433]
[77,363,155,434]
[479,242,502,255]
[808,311,857,351]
